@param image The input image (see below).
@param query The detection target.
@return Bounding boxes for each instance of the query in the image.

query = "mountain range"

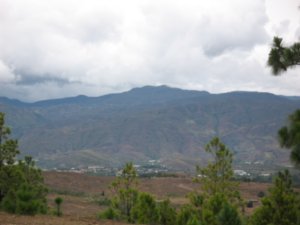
[0,86,299,171]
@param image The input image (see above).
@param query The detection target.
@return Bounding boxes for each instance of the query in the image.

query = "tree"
[201,194,242,225]
[0,112,47,215]
[196,137,241,204]
[54,197,63,216]
[278,109,300,166]
[157,199,177,225]
[190,137,243,225]
[216,201,241,225]
[0,112,20,201]
[106,162,139,222]
[268,36,300,75]
[250,170,300,225]
[130,192,158,224]
[176,204,201,225]
[267,37,300,166]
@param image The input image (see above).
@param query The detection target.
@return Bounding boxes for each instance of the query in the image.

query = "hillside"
[0,86,299,171]
[0,171,274,225]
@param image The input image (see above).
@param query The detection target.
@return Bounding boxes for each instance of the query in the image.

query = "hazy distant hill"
[0,86,299,171]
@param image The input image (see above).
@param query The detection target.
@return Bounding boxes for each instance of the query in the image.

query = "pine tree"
[278,109,300,166]
[0,112,47,215]
[157,199,176,225]
[130,192,158,224]
[108,162,139,222]
[196,137,241,205]
[268,37,300,75]
[250,170,299,225]
[0,112,20,201]
[191,137,243,225]
[267,37,300,166]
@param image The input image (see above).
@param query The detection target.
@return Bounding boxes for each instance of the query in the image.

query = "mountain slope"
[0,86,299,170]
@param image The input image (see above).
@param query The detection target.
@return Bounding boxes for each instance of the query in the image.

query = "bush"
[176,204,200,225]
[1,190,17,213]
[157,199,176,225]
[97,197,111,206]
[130,192,158,224]
[98,207,120,220]
[257,191,265,198]
[217,202,242,225]
[246,201,253,208]
[2,184,47,215]
[250,170,299,225]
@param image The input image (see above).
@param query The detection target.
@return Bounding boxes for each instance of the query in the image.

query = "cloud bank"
[0,0,299,101]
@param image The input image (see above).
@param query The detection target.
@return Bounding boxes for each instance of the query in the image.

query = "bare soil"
[0,171,273,224]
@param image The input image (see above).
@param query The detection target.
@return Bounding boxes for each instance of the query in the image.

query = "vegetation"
[267,37,300,166]
[0,112,20,201]
[131,192,158,224]
[100,162,138,221]
[54,197,63,216]
[268,37,300,75]
[187,137,243,225]
[195,137,241,205]
[156,199,176,225]
[100,162,177,224]
[278,110,300,166]
[1,109,299,224]
[250,170,300,225]
[100,137,245,225]
[0,112,47,215]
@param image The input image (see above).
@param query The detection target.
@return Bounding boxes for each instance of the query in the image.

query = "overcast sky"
[0,0,299,101]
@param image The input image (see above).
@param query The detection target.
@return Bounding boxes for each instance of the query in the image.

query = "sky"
[0,0,300,102]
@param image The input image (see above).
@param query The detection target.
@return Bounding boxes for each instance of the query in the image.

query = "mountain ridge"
[0,85,299,171]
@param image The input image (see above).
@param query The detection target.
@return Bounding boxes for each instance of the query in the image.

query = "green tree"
[188,137,243,225]
[0,112,20,201]
[278,109,300,166]
[0,112,47,215]
[109,162,139,222]
[54,197,63,216]
[2,183,47,215]
[176,204,201,225]
[268,37,300,75]
[267,37,300,166]
[157,199,177,225]
[216,201,241,225]
[201,193,241,225]
[196,137,241,205]
[130,192,158,224]
[250,170,300,225]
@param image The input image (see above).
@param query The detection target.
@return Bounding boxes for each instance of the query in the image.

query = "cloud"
[0,60,18,83]
[0,0,299,101]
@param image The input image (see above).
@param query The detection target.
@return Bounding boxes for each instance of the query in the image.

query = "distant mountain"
[0,86,299,171]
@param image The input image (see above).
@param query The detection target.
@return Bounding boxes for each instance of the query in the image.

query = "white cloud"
[0,60,18,83]
[0,0,299,101]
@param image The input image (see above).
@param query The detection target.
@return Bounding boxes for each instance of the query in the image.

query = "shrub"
[98,207,120,220]
[97,197,111,206]
[130,192,158,224]
[157,199,176,225]
[176,204,200,225]
[217,202,242,225]
[2,184,47,215]
[54,197,63,216]
[257,191,265,198]
[246,201,253,208]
